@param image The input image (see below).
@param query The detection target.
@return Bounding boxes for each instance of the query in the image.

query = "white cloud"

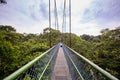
[70,17,102,35]
[0,0,119,36]
[71,0,92,15]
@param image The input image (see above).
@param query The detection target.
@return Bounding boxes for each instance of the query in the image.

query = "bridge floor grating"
[51,47,72,80]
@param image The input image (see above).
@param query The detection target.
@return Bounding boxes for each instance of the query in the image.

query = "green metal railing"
[4,44,59,80]
[63,44,118,80]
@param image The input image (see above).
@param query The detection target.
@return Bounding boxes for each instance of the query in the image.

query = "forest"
[0,25,120,79]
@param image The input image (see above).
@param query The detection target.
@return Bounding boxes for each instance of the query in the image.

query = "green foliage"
[42,27,120,79]
[65,27,120,79]
[0,25,49,79]
[0,41,20,78]
[75,28,120,79]
[43,27,61,46]
[0,25,16,32]
[81,34,101,42]
[96,28,120,78]
[23,76,33,80]
[0,25,120,79]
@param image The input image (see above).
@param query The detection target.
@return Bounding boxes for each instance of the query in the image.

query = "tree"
[94,28,120,78]
[0,25,16,32]
[80,34,91,41]
[80,34,101,42]
[0,26,50,79]
[0,0,7,4]
[0,41,20,79]
[43,28,61,46]
[100,28,109,34]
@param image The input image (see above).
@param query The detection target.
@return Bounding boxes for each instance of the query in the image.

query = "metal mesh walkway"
[51,47,72,80]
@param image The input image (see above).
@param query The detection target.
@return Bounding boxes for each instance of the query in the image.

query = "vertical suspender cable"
[49,0,51,47]
[54,0,59,30]
[64,0,66,44]
[54,0,57,30]
[62,0,66,42]
[54,0,60,43]
[56,7,59,30]
[69,0,71,47]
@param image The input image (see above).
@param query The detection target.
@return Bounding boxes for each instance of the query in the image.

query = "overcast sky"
[0,0,120,35]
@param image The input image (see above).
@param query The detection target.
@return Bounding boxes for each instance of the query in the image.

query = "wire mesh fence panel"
[4,44,59,80]
[63,44,118,80]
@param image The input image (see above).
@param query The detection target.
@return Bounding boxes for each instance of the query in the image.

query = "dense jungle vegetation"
[0,25,120,79]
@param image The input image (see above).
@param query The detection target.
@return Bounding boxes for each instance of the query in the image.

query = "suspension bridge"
[4,43,118,80]
[3,0,119,80]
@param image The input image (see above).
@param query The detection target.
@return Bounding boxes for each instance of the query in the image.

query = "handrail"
[64,44,118,80]
[38,46,58,80]
[4,45,56,80]
[66,51,84,80]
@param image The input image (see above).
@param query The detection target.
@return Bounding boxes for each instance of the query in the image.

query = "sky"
[0,0,120,36]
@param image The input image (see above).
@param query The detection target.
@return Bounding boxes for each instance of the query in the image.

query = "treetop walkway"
[4,43,118,80]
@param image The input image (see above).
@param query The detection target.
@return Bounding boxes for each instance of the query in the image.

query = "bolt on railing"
[63,44,118,80]
[4,44,59,80]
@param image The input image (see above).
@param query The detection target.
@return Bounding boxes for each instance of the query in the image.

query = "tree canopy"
[0,25,120,79]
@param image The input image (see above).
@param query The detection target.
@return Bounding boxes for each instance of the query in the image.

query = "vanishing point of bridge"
[4,43,118,80]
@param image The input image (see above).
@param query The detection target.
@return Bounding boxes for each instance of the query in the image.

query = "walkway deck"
[51,47,72,80]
